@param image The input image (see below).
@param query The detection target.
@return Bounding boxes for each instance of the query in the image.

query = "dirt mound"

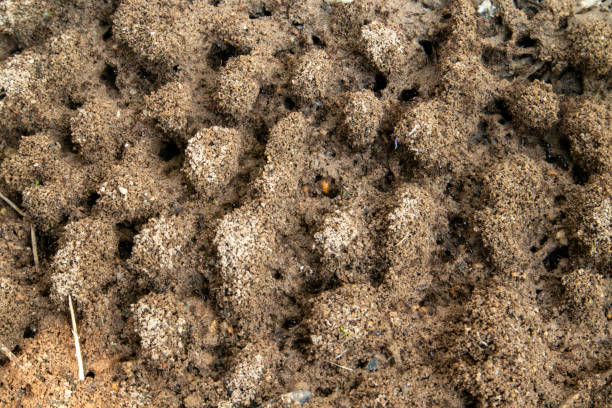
[1,0,611,407]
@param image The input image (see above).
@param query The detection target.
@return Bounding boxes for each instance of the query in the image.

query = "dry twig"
[30,225,39,271]
[68,295,85,381]
[0,343,22,370]
[0,191,26,217]
[330,361,354,371]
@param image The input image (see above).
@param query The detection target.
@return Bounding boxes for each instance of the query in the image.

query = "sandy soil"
[0,0,611,407]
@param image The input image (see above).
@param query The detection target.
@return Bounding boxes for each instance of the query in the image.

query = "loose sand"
[0,0,611,407]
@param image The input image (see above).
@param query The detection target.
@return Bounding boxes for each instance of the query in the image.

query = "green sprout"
[339,325,352,336]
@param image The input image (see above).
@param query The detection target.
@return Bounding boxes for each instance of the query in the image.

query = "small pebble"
[281,390,313,405]
[366,357,378,372]
[118,186,128,195]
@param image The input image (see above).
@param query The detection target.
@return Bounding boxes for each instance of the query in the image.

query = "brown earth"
[0,0,611,407]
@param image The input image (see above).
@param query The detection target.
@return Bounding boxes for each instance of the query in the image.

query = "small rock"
[118,186,128,195]
[281,390,313,405]
[366,357,378,372]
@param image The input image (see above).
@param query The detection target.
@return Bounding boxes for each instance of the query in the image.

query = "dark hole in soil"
[191,286,208,303]
[373,72,387,93]
[65,95,83,110]
[118,240,133,260]
[553,212,567,225]
[419,39,434,58]
[208,42,244,70]
[284,97,296,110]
[23,325,36,338]
[530,246,537,253]
[86,371,95,379]
[440,215,473,260]
[272,269,282,280]
[462,390,480,408]
[399,88,418,102]
[516,35,538,48]
[513,0,540,18]
[545,153,568,170]
[38,229,59,258]
[543,246,569,271]
[304,275,340,295]
[444,183,453,198]
[187,362,201,376]
[572,166,589,185]
[100,63,118,91]
[559,135,571,152]
[211,344,231,376]
[493,98,512,123]
[350,377,364,390]
[554,67,583,95]
[503,26,513,42]
[371,269,385,286]
[312,35,326,47]
[317,176,339,198]
[40,286,50,297]
[253,122,269,144]
[249,7,271,19]
[137,67,155,82]
[554,195,566,205]
[116,221,137,260]
[450,216,468,231]
[318,387,333,397]
[158,139,181,161]
[544,143,569,170]
[283,317,300,329]
[102,26,112,41]
[422,1,435,10]
[444,180,464,200]
[0,88,6,101]
[60,130,78,153]
[481,46,505,67]
[85,192,100,209]
[291,335,312,354]
[528,62,551,83]
[374,170,395,193]
[474,120,489,145]
[259,84,275,95]
[0,33,21,59]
